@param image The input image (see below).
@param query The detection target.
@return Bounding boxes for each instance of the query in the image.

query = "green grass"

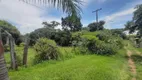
[7,48,130,80]
[4,46,36,67]
[126,41,142,80]
[131,54,142,80]
[4,46,75,66]
[136,48,142,53]
[130,48,142,80]
[59,47,75,60]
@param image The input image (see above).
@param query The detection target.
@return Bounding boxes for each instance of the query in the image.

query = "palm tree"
[21,0,82,17]
[0,0,82,80]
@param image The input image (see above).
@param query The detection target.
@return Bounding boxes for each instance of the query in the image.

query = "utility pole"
[92,8,102,23]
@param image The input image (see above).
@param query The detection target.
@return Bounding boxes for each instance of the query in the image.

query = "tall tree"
[125,20,135,34]
[42,21,60,28]
[88,20,105,32]
[133,4,142,37]
[0,0,82,80]
[61,15,82,31]
[0,20,22,45]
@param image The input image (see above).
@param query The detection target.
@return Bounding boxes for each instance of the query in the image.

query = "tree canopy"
[88,21,105,32]
[133,4,142,36]
[42,21,60,29]
[0,20,22,45]
[61,15,82,32]
[125,21,135,34]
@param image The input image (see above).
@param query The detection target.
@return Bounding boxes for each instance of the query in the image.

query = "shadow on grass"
[131,55,142,64]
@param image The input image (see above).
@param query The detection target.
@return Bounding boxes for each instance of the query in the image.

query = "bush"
[33,38,61,64]
[96,30,124,49]
[111,29,127,39]
[4,45,10,52]
[19,42,25,47]
[16,55,22,66]
[54,30,72,46]
[87,40,118,55]
[74,30,124,55]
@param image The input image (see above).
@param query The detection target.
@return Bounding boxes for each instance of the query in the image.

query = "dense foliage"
[111,29,127,39]
[61,15,82,32]
[124,4,142,47]
[125,21,135,33]
[54,30,72,46]
[29,27,72,46]
[124,4,142,37]
[0,20,22,45]
[29,27,56,45]
[88,21,105,32]
[73,30,124,55]
[42,21,60,29]
[133,4,142,37]
[34,38,60,64]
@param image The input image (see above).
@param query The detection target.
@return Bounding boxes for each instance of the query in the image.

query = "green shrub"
[74,30,124,55]
[4,45,10,52]
[87,40,118,55]
[96,30,124,49]
[16,55,22,66]
[54,30,72,46]
[19,42,25,47]
[33,38,61,64]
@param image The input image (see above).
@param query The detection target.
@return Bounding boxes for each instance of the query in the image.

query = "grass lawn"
[6,48,130,80]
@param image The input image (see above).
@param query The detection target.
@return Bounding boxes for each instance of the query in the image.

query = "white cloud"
[105,8,136,22]
[0,0,61,34]
[82,0,106,6]
[104,8,136,29]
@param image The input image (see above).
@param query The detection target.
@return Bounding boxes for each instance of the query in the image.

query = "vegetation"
[42,21,60,29]
[126,41,142,80]
[29,27,56,46]
[61,15,82,31]
[124,4,142,48]
[0,0,83,80]
[0,20,22,45]
[72,30,124,55]
[133,4,142,37]
[1,1,142,80]
[8,48,130,80]
[33,38,60,64]
[88,21,105,32]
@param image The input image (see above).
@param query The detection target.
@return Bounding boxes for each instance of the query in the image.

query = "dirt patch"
[127,50,137,80]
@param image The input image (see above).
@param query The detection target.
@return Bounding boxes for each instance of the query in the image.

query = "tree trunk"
[9,37,18,70]
[0,28,9,80]
[6,37,9,46]
[4,30,18,70]
[23,38,29,66]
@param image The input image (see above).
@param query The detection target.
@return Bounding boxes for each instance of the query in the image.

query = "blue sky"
[81,0,142,29]
[0,0,142,34]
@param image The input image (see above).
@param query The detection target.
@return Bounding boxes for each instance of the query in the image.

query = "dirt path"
[127,50,137,80]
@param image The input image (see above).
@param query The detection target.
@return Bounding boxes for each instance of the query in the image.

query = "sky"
[0,0,142,34]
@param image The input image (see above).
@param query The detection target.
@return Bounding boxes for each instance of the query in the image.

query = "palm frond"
[20,0,82,17]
